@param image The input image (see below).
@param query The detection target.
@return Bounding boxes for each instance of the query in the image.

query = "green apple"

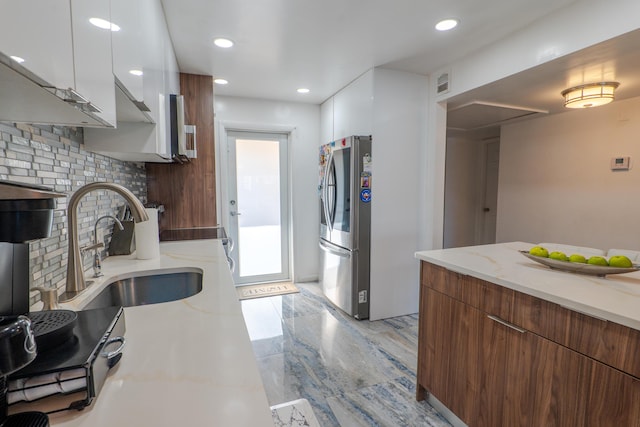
[568,254,587,263]
[549,251,569,261]
[609,255,633,268]
[529,246,549,257]
[587,256,608,266]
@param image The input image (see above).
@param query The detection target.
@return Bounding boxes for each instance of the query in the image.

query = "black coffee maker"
[0,181,65,427]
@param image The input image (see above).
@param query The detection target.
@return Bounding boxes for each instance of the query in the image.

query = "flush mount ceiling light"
[89,17,120,31]
[435,18,458,31]
[213,38,234,48]
[214,78,228,85]
[297,88,310,94]
[129,69,143,76]
[562,82,620,108]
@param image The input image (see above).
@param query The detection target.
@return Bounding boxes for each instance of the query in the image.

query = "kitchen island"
[415,242,640,427]
[38,239,273,427]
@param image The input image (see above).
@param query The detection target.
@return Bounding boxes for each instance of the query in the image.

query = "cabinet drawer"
[421,262,461,296]
[568,311,640,379]
[511,291,572,348]
[512,290,640,379]
[421,262,511,319]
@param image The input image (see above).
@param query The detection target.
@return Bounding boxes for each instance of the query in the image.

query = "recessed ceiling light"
[214,78,229,85]
[213,38,234,48]
[89,17,120,32]
[129,69,143,76]
[297,88,310,94]
[10,56,25,64]
[435,18,458,31]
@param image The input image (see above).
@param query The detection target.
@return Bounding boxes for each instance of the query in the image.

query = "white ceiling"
[445,28,640,131]
[160,0,581,104]
[160,0,640,133]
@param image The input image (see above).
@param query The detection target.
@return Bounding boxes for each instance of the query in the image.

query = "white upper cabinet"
[0,0,116,127]
[111,0,159,124]
[0,1,75,90]
[111,0,143,102]
[70,0,116,126]
[84,0,180,162]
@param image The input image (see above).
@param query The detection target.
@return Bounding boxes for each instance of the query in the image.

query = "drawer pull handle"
[487,315,527,334]
[101,336,126,359]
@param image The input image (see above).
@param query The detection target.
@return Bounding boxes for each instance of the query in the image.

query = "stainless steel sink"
[82,270,203,310]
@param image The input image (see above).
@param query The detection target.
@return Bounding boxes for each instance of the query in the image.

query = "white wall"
[497,96,640,251]
[320,98,333,145]
[321,68,429,320]
[425,0,640,254]
[332,70,373,140]
[370,68,428,320]
[443,136,483,248]
[214,96,321,282]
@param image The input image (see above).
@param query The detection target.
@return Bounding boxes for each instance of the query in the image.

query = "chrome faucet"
[61,182,149,302]
[91,215,124,277]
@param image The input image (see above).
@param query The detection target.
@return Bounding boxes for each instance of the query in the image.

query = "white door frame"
[215,120,295,283]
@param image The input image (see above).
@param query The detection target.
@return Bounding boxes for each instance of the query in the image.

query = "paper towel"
[134,208,160,259]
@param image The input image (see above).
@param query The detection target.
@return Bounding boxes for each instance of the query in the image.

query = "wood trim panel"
[146,73,217,231]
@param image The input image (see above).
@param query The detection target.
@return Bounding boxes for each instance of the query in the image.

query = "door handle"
[319,240,351,258]
[230,211,242,216]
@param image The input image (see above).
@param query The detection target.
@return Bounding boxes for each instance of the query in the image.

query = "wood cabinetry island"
[415,242,640,427]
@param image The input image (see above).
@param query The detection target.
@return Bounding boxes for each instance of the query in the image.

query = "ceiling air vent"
[447,101,548,131]
[437,71,450,95]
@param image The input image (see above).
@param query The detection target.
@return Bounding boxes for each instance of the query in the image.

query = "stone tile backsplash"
[0,121,147,306]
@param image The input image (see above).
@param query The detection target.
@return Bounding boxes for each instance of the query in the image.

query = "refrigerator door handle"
[319,240,350,258]
[322,151,334,233]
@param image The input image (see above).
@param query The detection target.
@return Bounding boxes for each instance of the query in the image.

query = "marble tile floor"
[240,282,452,427]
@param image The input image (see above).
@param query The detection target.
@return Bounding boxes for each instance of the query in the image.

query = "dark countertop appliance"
[8,306,125,415]
[0,181,66,427]
[0,181,65,319]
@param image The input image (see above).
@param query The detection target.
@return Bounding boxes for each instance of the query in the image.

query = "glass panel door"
[227,131,290,285]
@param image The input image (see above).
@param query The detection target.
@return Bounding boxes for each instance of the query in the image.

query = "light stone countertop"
[44,239,274,427]
[415,241,640,331]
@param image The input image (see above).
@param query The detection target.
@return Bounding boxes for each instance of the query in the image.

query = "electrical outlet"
[359,290,368,303]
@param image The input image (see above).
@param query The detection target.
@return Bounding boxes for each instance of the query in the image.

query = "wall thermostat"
[611,156,630,171]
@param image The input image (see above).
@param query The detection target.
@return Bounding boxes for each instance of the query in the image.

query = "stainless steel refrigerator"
[318,135,372,319]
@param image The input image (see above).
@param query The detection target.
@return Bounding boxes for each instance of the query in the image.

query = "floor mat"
[236,282,299,300]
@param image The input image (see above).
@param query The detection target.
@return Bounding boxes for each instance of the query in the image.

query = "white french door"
[226,130,290,285]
